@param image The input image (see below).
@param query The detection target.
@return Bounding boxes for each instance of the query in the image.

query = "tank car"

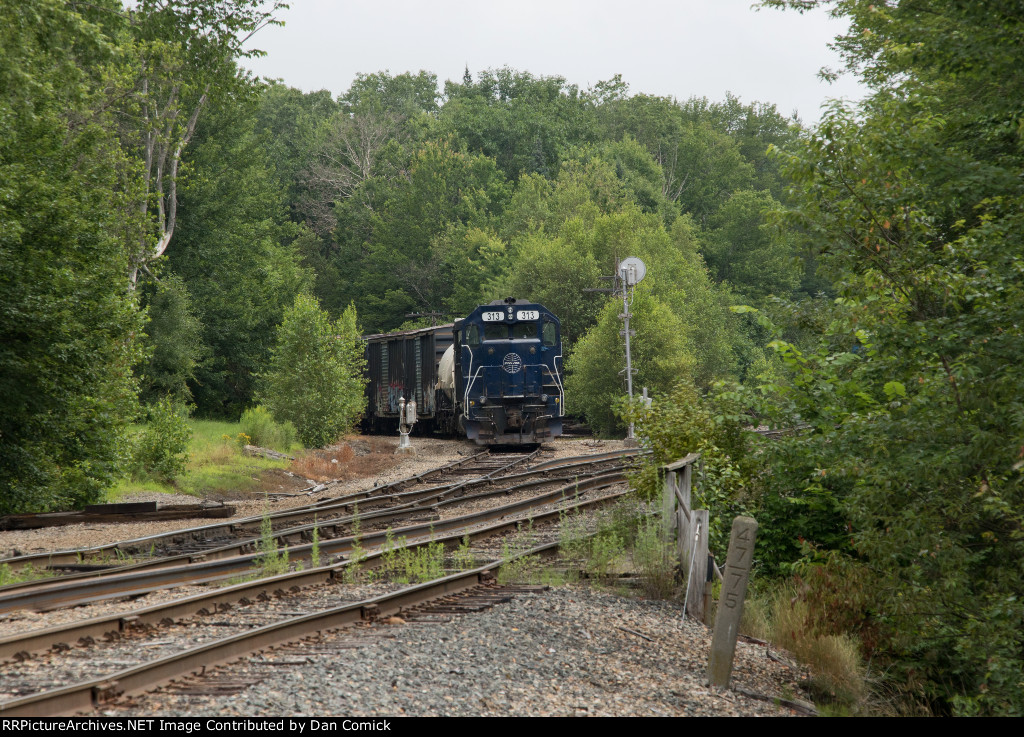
[362,298,564,445]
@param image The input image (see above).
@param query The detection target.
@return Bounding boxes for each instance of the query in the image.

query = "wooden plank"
[686,510,709,622]
[661,470,676,541]
[83,502,158,514]
[0,505,235,530]
[663,452,700,473]
[676,508,689,567]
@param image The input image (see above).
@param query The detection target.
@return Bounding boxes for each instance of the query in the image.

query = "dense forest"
[1,0,1021,715]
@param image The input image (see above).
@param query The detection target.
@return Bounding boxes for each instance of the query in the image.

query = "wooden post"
[661,470,676,542]
[685,509,709,621]
[676,507,688,565]
[662,453,699,577]
[708,516,758,689]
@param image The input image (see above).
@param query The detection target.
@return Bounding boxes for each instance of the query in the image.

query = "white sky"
[242,0,866,124]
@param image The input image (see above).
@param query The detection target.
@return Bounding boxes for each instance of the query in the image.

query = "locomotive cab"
[453,299,564,445]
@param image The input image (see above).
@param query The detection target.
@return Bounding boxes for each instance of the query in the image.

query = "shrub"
[618,381,756,556]
[259,296,366,448]
[631,517,678,599]
[567,293,693,436]
[239,406,296,451]
[131,398,192,483]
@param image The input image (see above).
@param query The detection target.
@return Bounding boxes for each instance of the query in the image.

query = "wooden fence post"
[685,509,709,622]
[661,470,677,542]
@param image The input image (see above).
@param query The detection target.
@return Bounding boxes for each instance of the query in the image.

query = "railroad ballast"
[362,298,564,445]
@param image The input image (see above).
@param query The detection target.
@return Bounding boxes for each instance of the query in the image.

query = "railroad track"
[0,469,629,615]
[0,450,645,614]
[0,511,625,716]
[0,446,651,715]
[1,447,640,575]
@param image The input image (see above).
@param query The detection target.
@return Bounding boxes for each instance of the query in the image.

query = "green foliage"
[377,529,445,584]
[441,67,594,182]
[255,509,289,577]
[344,506,365,583]
[260,296,367,448]
[619,381,764,557]
[139,274,205,405]
[239,406,296,452]
[631,517,679,600]
[0,0,145,514]
[567,293,693,436]
[0,563,56,588]
[761,0,1024,715]
[130,398,193,484]
[170,97,310,418]
[311,518,322,569]
[704,189,801,302]
[453,534,475,571]
[495,232,604,349]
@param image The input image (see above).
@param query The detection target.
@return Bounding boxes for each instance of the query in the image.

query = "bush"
[259,296,366,448]
[619,381,756,556]
[131,398,192,483]
[239,406,296,452]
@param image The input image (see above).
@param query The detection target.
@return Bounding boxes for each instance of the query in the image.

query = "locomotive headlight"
[479,395,487,405]
[541,393,549,403]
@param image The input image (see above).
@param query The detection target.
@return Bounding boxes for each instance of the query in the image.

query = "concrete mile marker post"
[707,515,758,688]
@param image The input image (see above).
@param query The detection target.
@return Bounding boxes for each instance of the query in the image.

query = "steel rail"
[0,486,629,666]
[0,486,627,666]
[528,447,646,471]
[0,472,626,615]
[0,489,630,708]
[0,450,641,592]
[0,446,589,573]
[0,544,567,717]
[0,450,490,573]
[0,455,636,600]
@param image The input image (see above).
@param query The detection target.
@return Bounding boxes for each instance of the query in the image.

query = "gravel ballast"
[113,586,806,717]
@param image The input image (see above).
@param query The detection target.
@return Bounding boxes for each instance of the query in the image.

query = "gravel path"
[112,586,806,717]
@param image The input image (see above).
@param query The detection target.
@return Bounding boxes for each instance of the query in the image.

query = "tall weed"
[240,406,297,451]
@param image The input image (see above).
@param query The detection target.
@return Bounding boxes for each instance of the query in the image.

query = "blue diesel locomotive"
[362,299,564,445]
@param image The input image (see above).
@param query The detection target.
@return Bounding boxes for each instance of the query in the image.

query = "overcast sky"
[242,0,866,124]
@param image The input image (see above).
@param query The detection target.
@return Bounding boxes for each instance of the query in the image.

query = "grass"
[253,505,290,577]
[359,528,446,585]
[453,534,475,571]
[106,419,296,501]
[742,581,868,713]
[107,424,402,503]
[0,562,57,587]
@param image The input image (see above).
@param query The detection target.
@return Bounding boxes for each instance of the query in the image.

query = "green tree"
[332,138,511,330]
[704,189,800,302]
[440,67,596,181]
[567,292,693,435]
[168,96,309,417]
[763,0,1024,715]
[124,0,286,285]
[138,274,204,405]
[260,296,367,448]
[495,232,604,350]
[0,0,145,513]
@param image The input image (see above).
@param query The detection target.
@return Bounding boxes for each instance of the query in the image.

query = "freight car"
[362,299,564,445]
